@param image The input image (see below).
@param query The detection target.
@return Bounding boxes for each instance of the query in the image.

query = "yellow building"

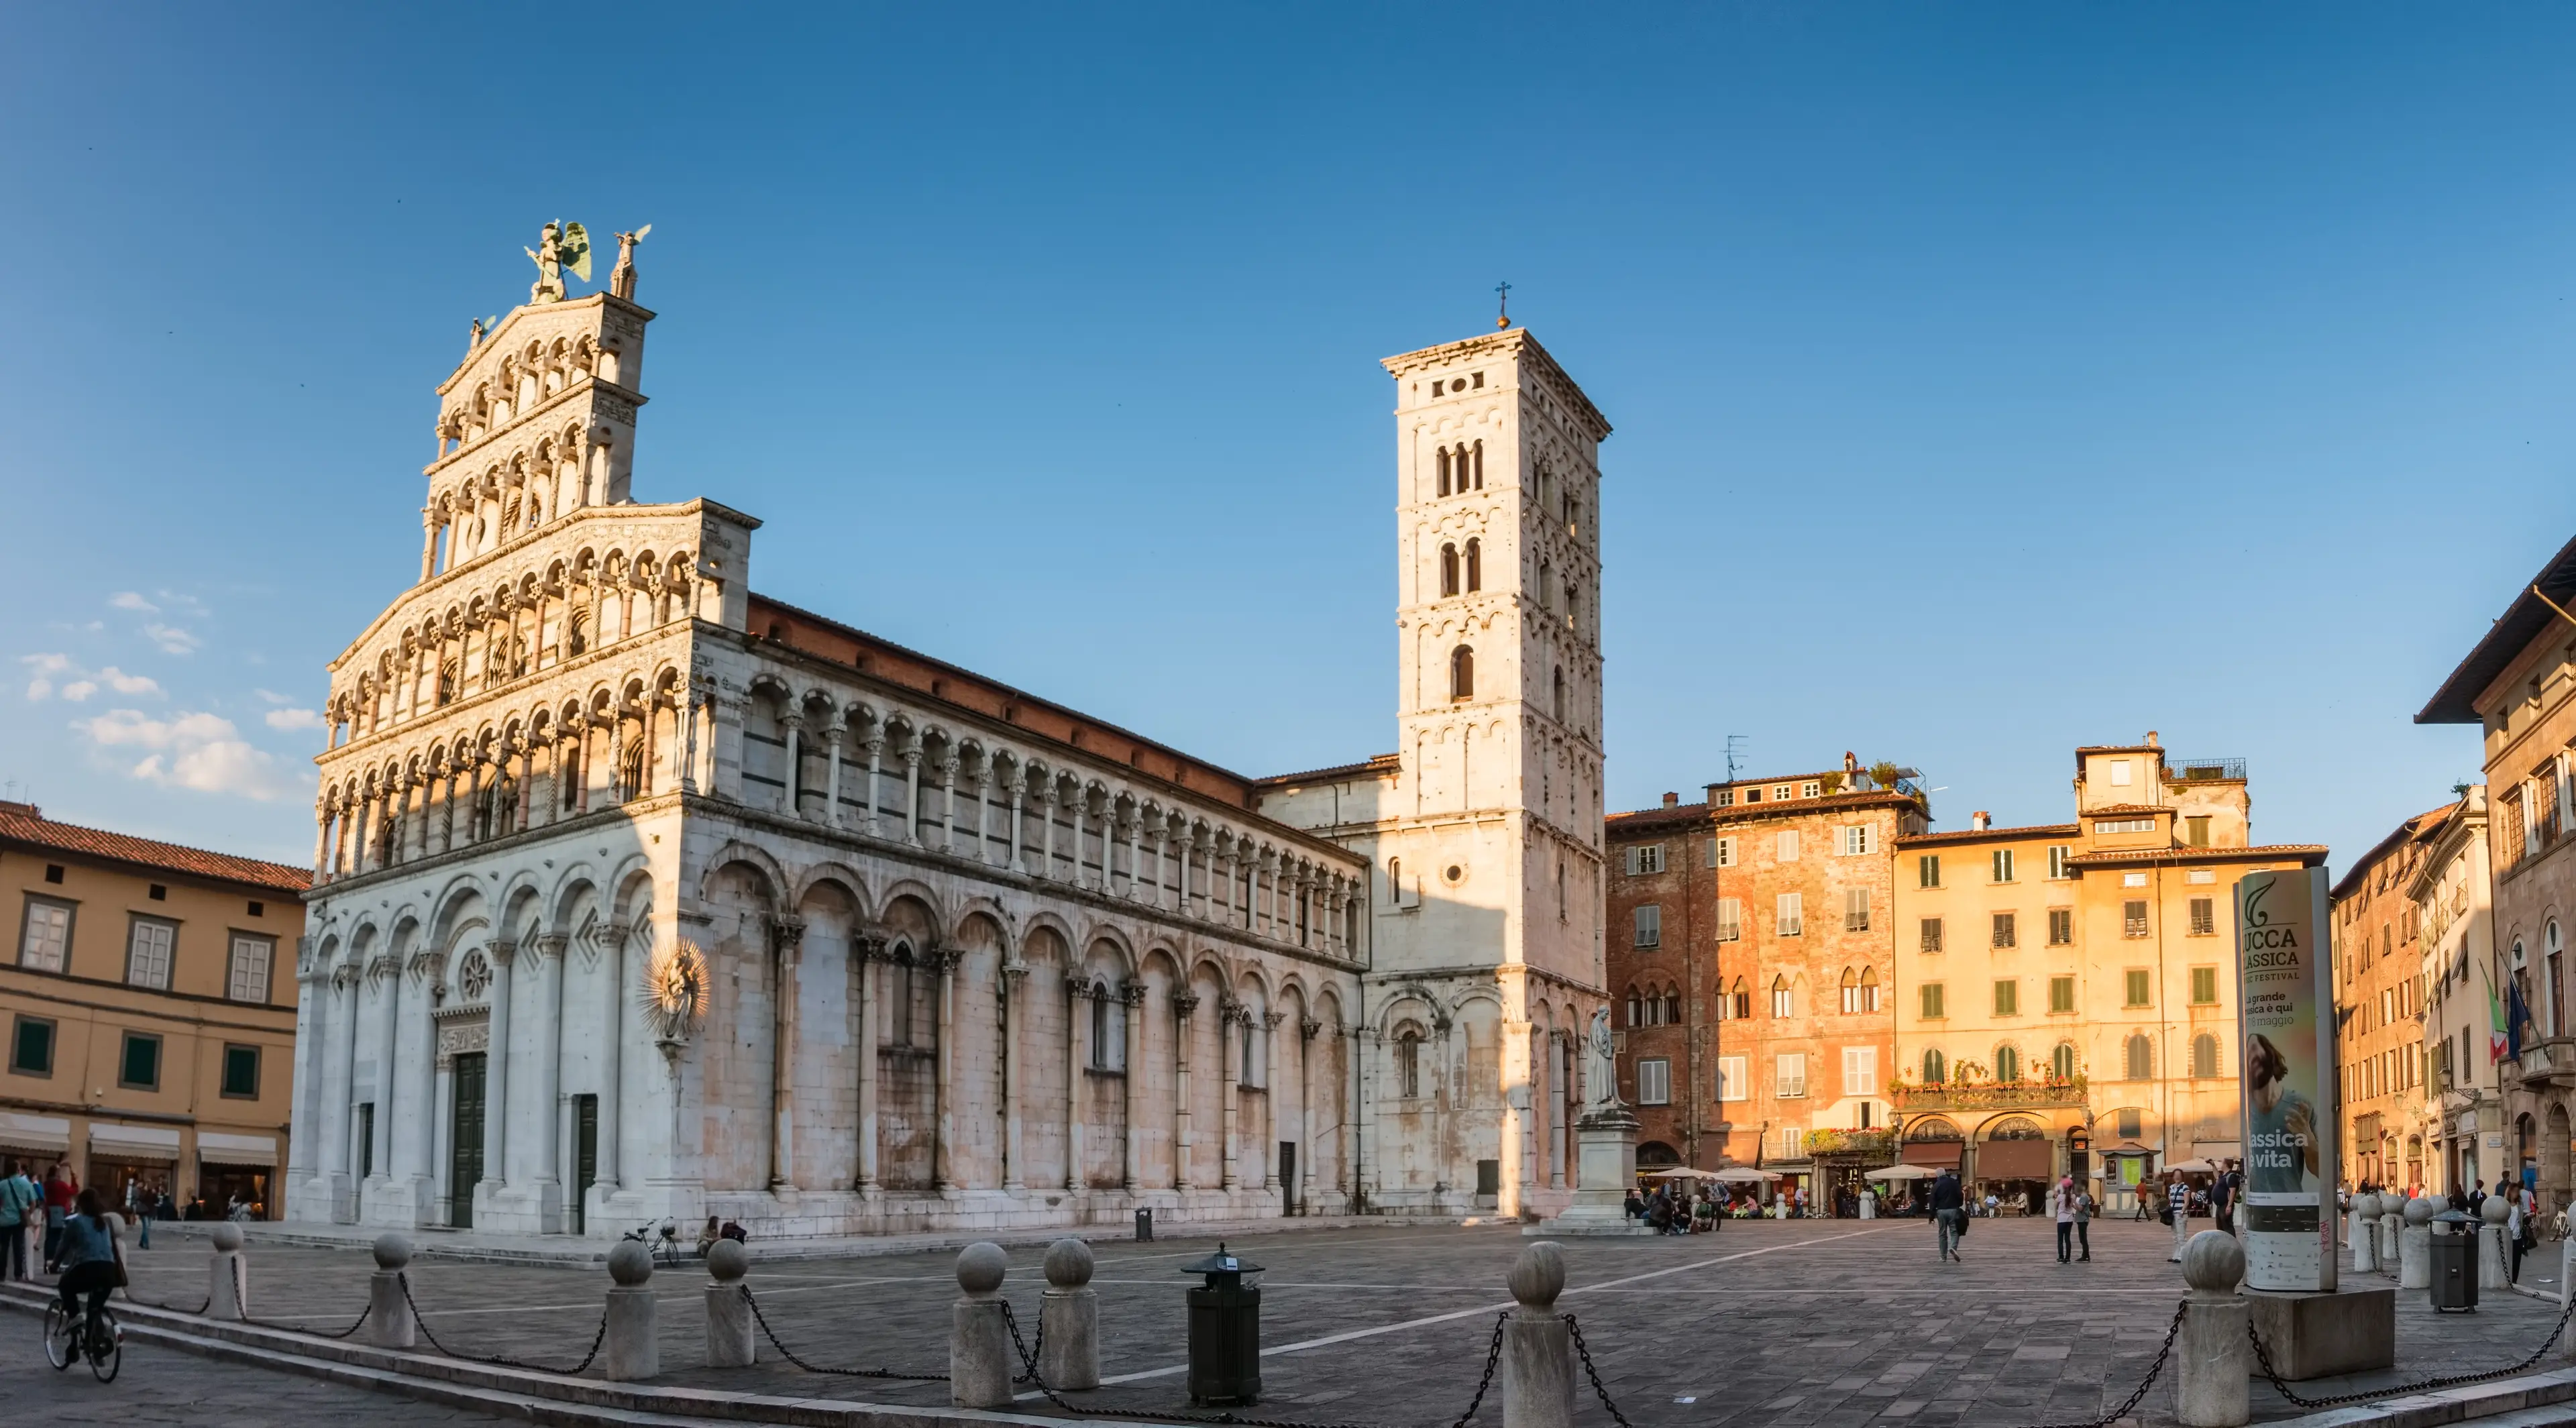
[1,801,306,1216]
[2329,802,2450,1193]
[1888,737,2324,1211]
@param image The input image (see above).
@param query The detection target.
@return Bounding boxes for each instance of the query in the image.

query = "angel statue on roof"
[525,219,592,304]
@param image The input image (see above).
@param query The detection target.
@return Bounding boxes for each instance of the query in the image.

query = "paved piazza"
[92,1219,2575,1426]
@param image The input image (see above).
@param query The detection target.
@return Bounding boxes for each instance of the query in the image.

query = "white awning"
[88,1123,182,1161]
[0,1112,69,1155]
[196,1132,278,1166]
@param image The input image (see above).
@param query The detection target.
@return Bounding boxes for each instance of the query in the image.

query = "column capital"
[1171,991,1201,1016]
[1119,979,1147,1007]
[535,932,572,960]
[489,938,520,967]
[1300,1016,1323,1040]
[770,914,808,955]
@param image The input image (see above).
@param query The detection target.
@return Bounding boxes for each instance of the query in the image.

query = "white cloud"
[254,688,297,705]
[108,591,159,614]
[141,622,201,655]
[98,667,160,695]
[264,707,327,732]
[59,681,95,701]
[20,653,70,700]
[77,708,299,801]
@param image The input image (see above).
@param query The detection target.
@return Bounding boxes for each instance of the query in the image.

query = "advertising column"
[2235,867,2337,1293]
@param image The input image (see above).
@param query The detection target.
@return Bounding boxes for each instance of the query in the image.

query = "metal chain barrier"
[1560,1314,1633,1428]
[244,1257,373,1343]
[998,1299,1508,1428]
[2250,1285,2576,1410]
[739,1283,947,1380]
[399,1270,608,1376]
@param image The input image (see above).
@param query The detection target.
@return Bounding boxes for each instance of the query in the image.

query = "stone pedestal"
[603,1242,659,1382]
[2351,1207,2378,1272]
[2244,1286,2396,1380]
[1502,1243,1574,1428]
[704,1240,753,1368]
[2377,1195,2401,1272]
[367,1234,415,1349]
[1039,1238,1099,1390]
[1527,1107,1649,1237]
[951,1242,1014,1409]
[2480,1197,2513,1290]
[207,1223,248,1321]
[2398,1198,2435,1290]
[2177,1233,2251,1428]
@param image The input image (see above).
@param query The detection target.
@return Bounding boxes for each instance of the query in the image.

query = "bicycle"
[621,1218,686,1268]
[41,1297,121,1382]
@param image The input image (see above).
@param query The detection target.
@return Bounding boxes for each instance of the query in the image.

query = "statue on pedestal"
[525,219,592,305]
[609,225,651,300]
[1584,1005,1619,1111]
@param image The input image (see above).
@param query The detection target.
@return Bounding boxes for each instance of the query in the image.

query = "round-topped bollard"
[366,1233,416,1349]
[609,1238,655,1286]
[2351,1195,2381,1272]
[603,1238,660,1379]
[704,1238,755,1368]
[211,1222,245,1254]
[956,1240,1008,1299]
[1040,1238,1101,1390]
[2177,1231,2251,1428]
[2406,1197,2438,1226]
[2480,1193,2516,1290]
[951,1242,1013,1407]
[2398,1197,2438,1290]
[207,1220,250,1320]
[373,1232,413,1271]
[2183,1229,2246,1296]
[1503,1242,1575,1428]
[2483,1194,2513,1225]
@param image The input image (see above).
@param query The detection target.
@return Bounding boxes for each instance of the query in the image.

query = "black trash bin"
[1136,1207,1154,1242]
[1183,1244,1263,1406]
[2430,1209,2479,1311]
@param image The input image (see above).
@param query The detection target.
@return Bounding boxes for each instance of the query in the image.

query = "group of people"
[1919,1168,2099,1262]
[0,1160,128,1358]
[2344,1178,2548,1282]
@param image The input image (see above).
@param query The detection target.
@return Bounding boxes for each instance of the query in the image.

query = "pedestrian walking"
[2510,1186,2532,1283]
[2052,1175,2079,1263]
[40,1162,74,1272]
[0,1159,31,1281]
[1930,1168,1966,1261]
[2212,1162,2238,1235]
[2165,1172,2191,1262]
[2075,1183,2095,1262]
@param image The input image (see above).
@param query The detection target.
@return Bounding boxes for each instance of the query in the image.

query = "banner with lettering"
[2235,866,2337,1293]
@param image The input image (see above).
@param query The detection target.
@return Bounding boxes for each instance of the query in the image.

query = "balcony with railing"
[2164,757,2246,783]
[1802,1128,1896,1159]
[1890,1073,2090,1113]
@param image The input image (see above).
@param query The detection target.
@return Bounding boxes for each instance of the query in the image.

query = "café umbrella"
[1864,1164,1939,1181]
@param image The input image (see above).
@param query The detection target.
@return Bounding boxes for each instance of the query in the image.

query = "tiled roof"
[2065,844,2328,867]
[1607,787,1917,831]
[2084,804,2169,816]
[0,804,309,893]
[1894,823,2081,847]
[2330,802,2460,901]
[1253,753,1402,787]
[2420,529,2576,724]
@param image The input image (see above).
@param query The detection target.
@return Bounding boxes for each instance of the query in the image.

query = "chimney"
[2145,730,2159,747]
[1662,791,1679,809]
[1972,810,1990,831]
[0,801,37,820]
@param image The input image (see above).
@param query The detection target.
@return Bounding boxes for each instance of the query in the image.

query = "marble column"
[1298,1018,1320,1212]
[1263,1012,1283,1191]
[770,916,806,1191]
[1120,983,1144,1192]
[1173,992,1198,1192]
[1550,1034,1568,1190]
[934,948,958,1191]
[823,726,846,827]
[311,798,332,879]
[374,960,401,1182]
[407,960,436,1201]
[335,969,360,1190]
[940,757,961,855]
[535,934,569,1206]
[861,736,883,836]
[853,937,882,1195]
[484,941,516,1191]
[596,922,629,1194]
[1064,982,1086,1193]
[1002,960,1027,1191]
[1220,1002,1242,1193]
[678,688,702,795]
[781,714,804,819]
[903,748,924,846]
[1008,786,1027,873]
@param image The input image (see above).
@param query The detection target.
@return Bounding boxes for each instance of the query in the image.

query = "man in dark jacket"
[1930,1168,1966,1261]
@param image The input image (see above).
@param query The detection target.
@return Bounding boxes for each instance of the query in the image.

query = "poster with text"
[2235,867,2337,1293]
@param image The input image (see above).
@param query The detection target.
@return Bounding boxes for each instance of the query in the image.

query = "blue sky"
[3,5,2573,869]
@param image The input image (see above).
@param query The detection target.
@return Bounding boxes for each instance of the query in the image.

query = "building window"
[2051,1042,2077,1081]
[1844,889,1870,931]
[2124,969,2152,1007]
[1841,825,1875,856]
[1464,538,1481,592]
[1637,1057,1671,1105]
[1623,844,1666,876]
[1923,1048,1947,1082]
[1994,1044,2022,1082]
[2047,909,2073,946]
[1991,848,2015,883]
[1919,982,1945,1019]
[119,1031,162,1091]
[1919,855,1941,888]
[1717,1055,1747,1101]
[1839,967,1880,1013]
[1772,784,1792,802]
[2047,845,2072,879]
[1770,975,1794,1018]
[2123,900,2149,938]
[1624,986,1644,1026]
[2109,759,2133,787]
[1843,1046,1878,1095]
[1776,1052,1807,1098]
[1715,897,1743,942]
[2049,975,2076,1013]
[9,1016,53,1076]
[17,897,72,973]
[2125,1032,2152,1080]
[1396,1031,1422,1099]
[1387,858,1403,903]
[1991,912,2016,948]
[1708,836,1737,868]
[2186,815,2210,847]
[2190,966,2220,1005]
[1801,780,1822,798]
[1450,645,1474,700]
[221,1044,260,1098]
[125,916,176,990]
[1776,829,1801,861]
[1632,905,1662,948]
[1993,979,2019,1017]
[2191,1033,2218,1078]
[228,935,274,1003]
[2098,818,2155,834]
[1439,543,1460,596]
[1776,892,1803,936]
[2188,897,2214,936]
[1723,977,1751,1020]
[1920,918,1943,953]
[2116,1107,2143,1139]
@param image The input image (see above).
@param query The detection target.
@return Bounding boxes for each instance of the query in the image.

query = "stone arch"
[792,861,877,924]
[696,841,789,908]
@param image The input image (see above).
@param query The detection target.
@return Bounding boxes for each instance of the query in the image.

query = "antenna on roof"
[1724,734,1745,784]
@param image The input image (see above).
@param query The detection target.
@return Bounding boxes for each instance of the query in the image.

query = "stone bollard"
[705,1239,755,1368]
[2176,1230,2251,1428]
[2351,1197,2379,1273]
[2559,1238,2576,1362]
[1039,1238,1100,1390]
[951,1242,1014,1409]
[2379,1193,2402,1273]
[1502,1242,1576,1428]
[2398,1197,2435,1290]
[207,1221,248,1321]
[368,1233,417,1348]
[603,1240,660,1381]
[2480,1194,2514,1291]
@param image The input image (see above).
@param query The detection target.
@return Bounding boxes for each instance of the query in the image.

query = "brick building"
[1603,757,1928,1211]
[2328,801,2449,1191]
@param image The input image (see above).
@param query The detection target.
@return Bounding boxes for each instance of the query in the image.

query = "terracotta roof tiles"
[0,804,309,894]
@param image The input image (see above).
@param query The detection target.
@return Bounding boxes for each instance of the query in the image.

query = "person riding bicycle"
[54,1187,125,1355]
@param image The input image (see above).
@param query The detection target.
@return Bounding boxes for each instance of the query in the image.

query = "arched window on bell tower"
[1439,543,1459,597]
[1471,439,1485,490]
[1450,645,1474,700]
[1436,446,1452,498]
[1464,538,1481,592]
[1552,665,1565,722]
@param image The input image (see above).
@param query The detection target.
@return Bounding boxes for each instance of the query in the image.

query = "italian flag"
[2487,965,2511,1063]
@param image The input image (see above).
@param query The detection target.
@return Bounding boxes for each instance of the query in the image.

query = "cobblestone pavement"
[103,1217,2576,1425]
[0,1332,524,1424]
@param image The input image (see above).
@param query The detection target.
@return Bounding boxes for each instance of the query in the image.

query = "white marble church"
[285,235,1611,1238]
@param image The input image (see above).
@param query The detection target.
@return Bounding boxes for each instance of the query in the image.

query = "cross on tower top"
[1495,280,1512,330]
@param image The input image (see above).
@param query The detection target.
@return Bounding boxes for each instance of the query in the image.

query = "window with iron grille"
[2047,909,2073,946]
[2188,897,2214,936]
[1991,912,2017,948]
[1920,917,1943,953]
[2123,900,2149,938]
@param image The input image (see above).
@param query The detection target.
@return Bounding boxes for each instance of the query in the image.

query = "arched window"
[1464,538,1481,592]
[1839,967,1862,1014]
[2191,1033,2218,1078]
[1396,1030,1423,1098]
[892,946,918,1047]
[1923,1048,1947,1083]
[1552,666,1566,723]
[1450,645,1474,700]
[1860,968,1880,1013]
[2051,1041,2078,1081]
[1090,985,1112,1068]
[1625,985,1644,1027]
[1662,985,1682,1024]
[1539,561,1554,610]
[1436,447,1452,498]
[2125,1032,2152,1081]
[1994,1045,2021,1083]
[2549,920,2565,1037]
[1387,857,1402,903]
[1440,543,1460,598]
[1471,439,1485,489]
[1728,977,1750,1021]
[1242,1018,1262,1086]
[1770,974,1793,1018]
